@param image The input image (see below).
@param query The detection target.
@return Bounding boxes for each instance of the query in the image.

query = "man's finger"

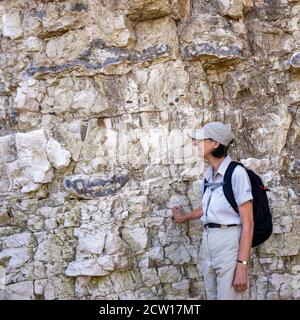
[234,283,247,292]
[234,286,241,292]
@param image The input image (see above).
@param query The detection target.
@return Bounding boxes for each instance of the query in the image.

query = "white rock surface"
[77,233,106,256]
[121,227,148,251]
[2,13,23,39]
[14,129,53,191]
[65,259,111,277]
[5,281,34,300]
[46,137,71,169]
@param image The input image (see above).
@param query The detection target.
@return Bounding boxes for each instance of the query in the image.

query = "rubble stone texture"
[0,0,299,300]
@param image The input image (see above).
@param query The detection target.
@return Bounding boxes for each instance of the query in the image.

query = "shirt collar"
[204,154,232,180]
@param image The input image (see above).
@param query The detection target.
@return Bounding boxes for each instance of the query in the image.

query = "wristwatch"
[237,259,248,266]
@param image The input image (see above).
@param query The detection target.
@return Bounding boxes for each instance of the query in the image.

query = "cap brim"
[187,128,207,140]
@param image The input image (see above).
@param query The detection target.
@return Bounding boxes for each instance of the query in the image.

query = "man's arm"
[172,207,203,223]
[233,200,254,292]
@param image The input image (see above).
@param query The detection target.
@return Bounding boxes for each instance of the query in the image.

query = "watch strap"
[237,259,248,265]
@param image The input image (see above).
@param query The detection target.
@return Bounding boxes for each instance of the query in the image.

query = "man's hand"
[233,199,253,293]
[233,263,248,292]
[172,207,186,223]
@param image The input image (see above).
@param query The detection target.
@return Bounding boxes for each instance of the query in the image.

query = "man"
[172,122,254,300]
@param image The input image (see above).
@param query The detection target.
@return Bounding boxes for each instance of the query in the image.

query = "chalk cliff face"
[0,0,299,300]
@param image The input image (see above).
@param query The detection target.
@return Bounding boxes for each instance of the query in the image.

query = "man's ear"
[214,141,220,149]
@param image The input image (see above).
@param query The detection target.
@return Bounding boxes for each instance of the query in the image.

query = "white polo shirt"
[200,154,253,225]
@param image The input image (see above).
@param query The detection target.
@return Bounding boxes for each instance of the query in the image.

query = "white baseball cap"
[187,122,234,146]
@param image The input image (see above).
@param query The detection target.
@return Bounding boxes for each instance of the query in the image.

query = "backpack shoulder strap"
[203,178,208,194]
[223,161,244,214]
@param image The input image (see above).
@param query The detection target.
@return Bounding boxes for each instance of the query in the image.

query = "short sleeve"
[192,179,204,200]
[231,166,253,207]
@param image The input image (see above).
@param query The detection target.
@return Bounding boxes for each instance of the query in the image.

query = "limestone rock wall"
[0,0,299,300]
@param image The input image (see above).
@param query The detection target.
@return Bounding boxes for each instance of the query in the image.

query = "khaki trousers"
[201,225,247,300]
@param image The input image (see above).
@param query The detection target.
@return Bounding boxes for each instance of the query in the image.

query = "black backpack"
[204,161,273,247]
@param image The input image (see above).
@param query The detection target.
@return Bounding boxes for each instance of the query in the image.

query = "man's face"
[192,138,219,159]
